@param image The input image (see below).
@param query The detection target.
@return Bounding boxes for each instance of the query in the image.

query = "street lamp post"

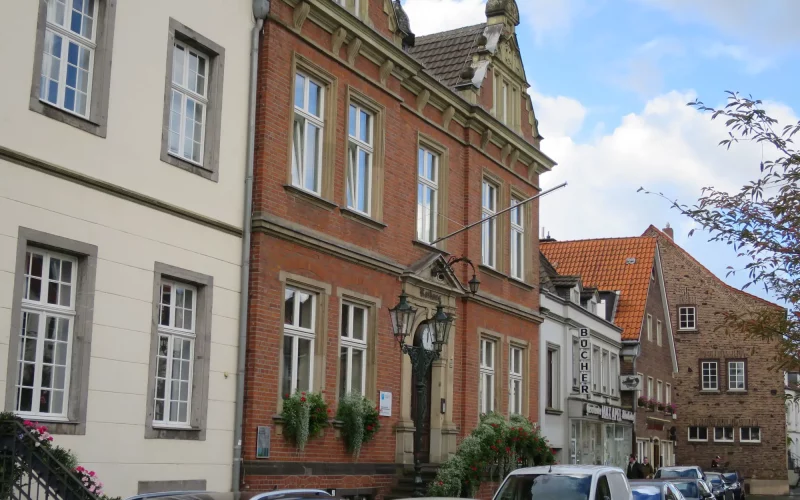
[388,292,454,498]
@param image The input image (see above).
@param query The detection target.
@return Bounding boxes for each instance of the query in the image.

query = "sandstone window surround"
[340,87,386,228]
[160,18,226,182]
[145,263,213,441]
[479,336,497,414]
[481,178,499,270]
[678,305,697,331]
[700,359,719,392]
[332,0,368,22]
[509,345,524,414]
[414,133,451,251]
[30,0,117,137]
[510,186,534,286]
[492,68,521,132]
[286,53,338,209]
[6,228,97,436]
[334,288,380,401]
[688,426,708,442]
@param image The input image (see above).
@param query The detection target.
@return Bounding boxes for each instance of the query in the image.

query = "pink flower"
[89,471,96,477]
[48,436,53,441]
[23,420,33,427]
[89,486,95,493]
[76,466,85,473]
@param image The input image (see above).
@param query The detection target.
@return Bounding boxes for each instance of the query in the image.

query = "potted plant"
[665,403,676,415]
[647,399,656,411]
[280,391,329,451]
[637,396,647,408]
[336,392,380,458]
[657,402,665,411]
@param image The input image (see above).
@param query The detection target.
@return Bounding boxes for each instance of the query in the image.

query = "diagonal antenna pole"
[430,182,568,245]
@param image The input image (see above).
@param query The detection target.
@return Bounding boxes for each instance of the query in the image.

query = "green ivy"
[336,393,380,458]
[281,391,329,451]
[427,413,555,498]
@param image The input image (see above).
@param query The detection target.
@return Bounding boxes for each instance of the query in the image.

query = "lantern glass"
[430,304,453,355]
[468,274,481,294]
[389,291,418,346]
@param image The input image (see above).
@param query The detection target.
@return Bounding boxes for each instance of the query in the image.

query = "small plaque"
[256,426,271,459]
[379,391,392,417]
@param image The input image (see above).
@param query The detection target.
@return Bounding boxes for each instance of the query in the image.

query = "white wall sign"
[619,374,642,392]
[579,328,591,395]
[379,391,392,417]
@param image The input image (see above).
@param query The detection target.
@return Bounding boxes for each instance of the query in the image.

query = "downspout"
[233,0,270,493]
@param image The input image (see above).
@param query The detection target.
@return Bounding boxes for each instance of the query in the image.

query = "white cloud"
[528,90,587,138]
[611,38,685,97]
[703,42,775,75]
[402,0,486,36]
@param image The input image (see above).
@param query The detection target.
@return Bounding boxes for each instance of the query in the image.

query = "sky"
[403,0,798,305]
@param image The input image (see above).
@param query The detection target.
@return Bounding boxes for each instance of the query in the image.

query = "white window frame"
[481,180,498,269]
[334,0,360,14]
[714,426,734,443]
[657,320,662,346]
[740,426,761,443]
[688,426,708,442]
[153,279,198,428]
[479,338,496,414]
[417,147,439,243]
[510,198,524,280]
[647,314,653,341]
[728,361,746,391]
[292,72,325,194]
[509,346,524,414]
[610,354,618,396]
[39,0,98,118]
[647,376,653,400]
[702,361,719,391]
[592,346,600,392]
[572,337,580,388]
[167,41,210,166]
[15,248,78,420]
[601,350,609,394]
[346,103,374,215]
[657,380,663,403]
[283,287,317,394]
[679,306,697,330]
[666,383,671,404]
[339,302,367,397]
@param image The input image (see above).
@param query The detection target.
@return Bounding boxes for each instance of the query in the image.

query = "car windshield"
[671,482,699,498]
[495,474,592,500]
[632,485,662,500]
[658,469,699,479]
[721,474,738,483]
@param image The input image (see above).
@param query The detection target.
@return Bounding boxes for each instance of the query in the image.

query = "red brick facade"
[645,226,787,491]
[242,0,551,495]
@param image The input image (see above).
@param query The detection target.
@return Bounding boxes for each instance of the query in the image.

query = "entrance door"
[410,324,433,464]
[654,442,661,469]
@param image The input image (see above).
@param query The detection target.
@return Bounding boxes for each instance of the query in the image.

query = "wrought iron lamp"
[432,256,481,295]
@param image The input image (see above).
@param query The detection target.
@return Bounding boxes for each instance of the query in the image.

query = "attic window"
[625,258,636,265]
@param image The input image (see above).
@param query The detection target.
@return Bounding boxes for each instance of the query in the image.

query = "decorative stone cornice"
[292,1,311,30]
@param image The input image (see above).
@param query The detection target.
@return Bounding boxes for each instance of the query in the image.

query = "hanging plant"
[637,396,647,408]
[281,391,329,451]
[336,393,380,458]
[665,403,676,415]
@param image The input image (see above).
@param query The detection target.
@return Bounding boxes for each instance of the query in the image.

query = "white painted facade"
[539,287,629,468]
[0,0,254,496]
[786,373,800,476]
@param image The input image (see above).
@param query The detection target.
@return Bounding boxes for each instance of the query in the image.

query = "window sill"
[509,277,535,291]
[283,184,338,211]
[545,408,563,415]
[727,389,748,394]
[700,390,721,394]
[412,239,448,255]
[339,207,387,230]
[162,150,218,182]
[677,329,698,333]
[152,424,194,431]
[479,264,507,281]
[30,97,106,138]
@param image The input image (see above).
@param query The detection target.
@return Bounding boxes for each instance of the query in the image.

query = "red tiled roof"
[541,237,657,340]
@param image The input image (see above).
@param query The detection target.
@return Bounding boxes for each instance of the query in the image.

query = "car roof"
[507,465,625,477]
[659,466,700,471]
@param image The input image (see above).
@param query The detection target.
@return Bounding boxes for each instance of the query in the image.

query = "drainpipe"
[233,0,270,493]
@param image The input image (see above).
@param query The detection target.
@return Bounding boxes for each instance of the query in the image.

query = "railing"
[0,419,97,500]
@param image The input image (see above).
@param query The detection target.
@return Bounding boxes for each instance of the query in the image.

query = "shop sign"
[621,410,635,422]
[585,403,633,423]
[585,403,602,417]
[619,375,642,392]
[579,328,591,394]
[601,405,623,422]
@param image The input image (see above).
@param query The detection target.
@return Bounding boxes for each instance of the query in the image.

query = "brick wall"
[645,228,787,481]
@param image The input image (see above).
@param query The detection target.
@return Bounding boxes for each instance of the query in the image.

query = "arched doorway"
[410,322,433,464]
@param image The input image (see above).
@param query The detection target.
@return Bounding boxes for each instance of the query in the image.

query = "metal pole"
[414,377,426,498]
[429,182,568,246]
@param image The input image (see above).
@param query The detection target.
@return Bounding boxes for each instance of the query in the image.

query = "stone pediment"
[494,36,526,81]
[403,253,468,297]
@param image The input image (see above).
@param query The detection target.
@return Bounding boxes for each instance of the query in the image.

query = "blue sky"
[404,0,798,305]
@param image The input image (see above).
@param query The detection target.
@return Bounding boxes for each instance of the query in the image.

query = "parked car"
[704,473,734,500]
[655,467,706,481]
[719,471,745,500]
[493,465,631,500]
[651,478,714,500]
[125,490,335,500]
[630,481,685,500]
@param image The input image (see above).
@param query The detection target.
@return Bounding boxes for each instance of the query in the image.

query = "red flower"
[505,447,510,452]
[301,392,306,396]
[300,397,306,403]
[327,409,332,414]
[470,466,477,471]
[284,393,289,399]
[89,471,96,477]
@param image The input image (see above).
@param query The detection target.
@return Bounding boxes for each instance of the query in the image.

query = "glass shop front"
[568,401,634,469]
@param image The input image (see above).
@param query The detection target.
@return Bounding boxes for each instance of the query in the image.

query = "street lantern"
[389,290,418,347]
[468,274,481,295]
[429,304,454,356]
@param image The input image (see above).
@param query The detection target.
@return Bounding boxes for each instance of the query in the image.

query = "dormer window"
[493,70,520,130]
[570,288,580,304]
[597,300,607,320]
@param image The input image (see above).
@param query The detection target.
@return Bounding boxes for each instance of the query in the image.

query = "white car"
[493,465,632,500]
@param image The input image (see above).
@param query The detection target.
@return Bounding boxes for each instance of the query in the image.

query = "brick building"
[241,0,555,496]
[541,237,679,469]
[644,226,788,495]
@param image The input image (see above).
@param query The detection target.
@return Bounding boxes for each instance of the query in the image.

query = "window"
[510,198,524,280]
[282,287,316,395]
[292,72,325,194]
[153,280,197,427]
[714,427,734,442]
[481,180,498,268]
[601,350,609,393]
[417,147,438,243]
[657,380,663,403]
[30,0,116,136]
[610,354,618,396]
[592,347,600,392]
[334,0,362,16]
[146,263,213,440]
[647,314,653,341]
[510,346,524,414]
[339,303,367,398]
[545,346,558,410]
[479,338,496,414]
[346,104,374,214]
[570,288,580,304]
[688,426,708,442]
[701,361,719,391]
[636,372,644,401]
[679,306,697,330]
[728,361,746,391]
[666,383,671,405]
[647,377,653,400]
[740,427,761,443]
[595,475,611,500]
[14,249,78,419]
[657,320,662,346]
[498,79,508,124]
[572,337,580,388]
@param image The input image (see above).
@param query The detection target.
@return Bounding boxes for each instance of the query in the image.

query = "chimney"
[663,223,674,240]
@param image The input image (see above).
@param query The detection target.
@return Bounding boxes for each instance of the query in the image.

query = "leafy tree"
[641,92,799,369]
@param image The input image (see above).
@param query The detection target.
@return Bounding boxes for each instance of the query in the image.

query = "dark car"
[630,481,686,500]
[719,471,745,500]
[661,479,715,500]
[704,473,734,500]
